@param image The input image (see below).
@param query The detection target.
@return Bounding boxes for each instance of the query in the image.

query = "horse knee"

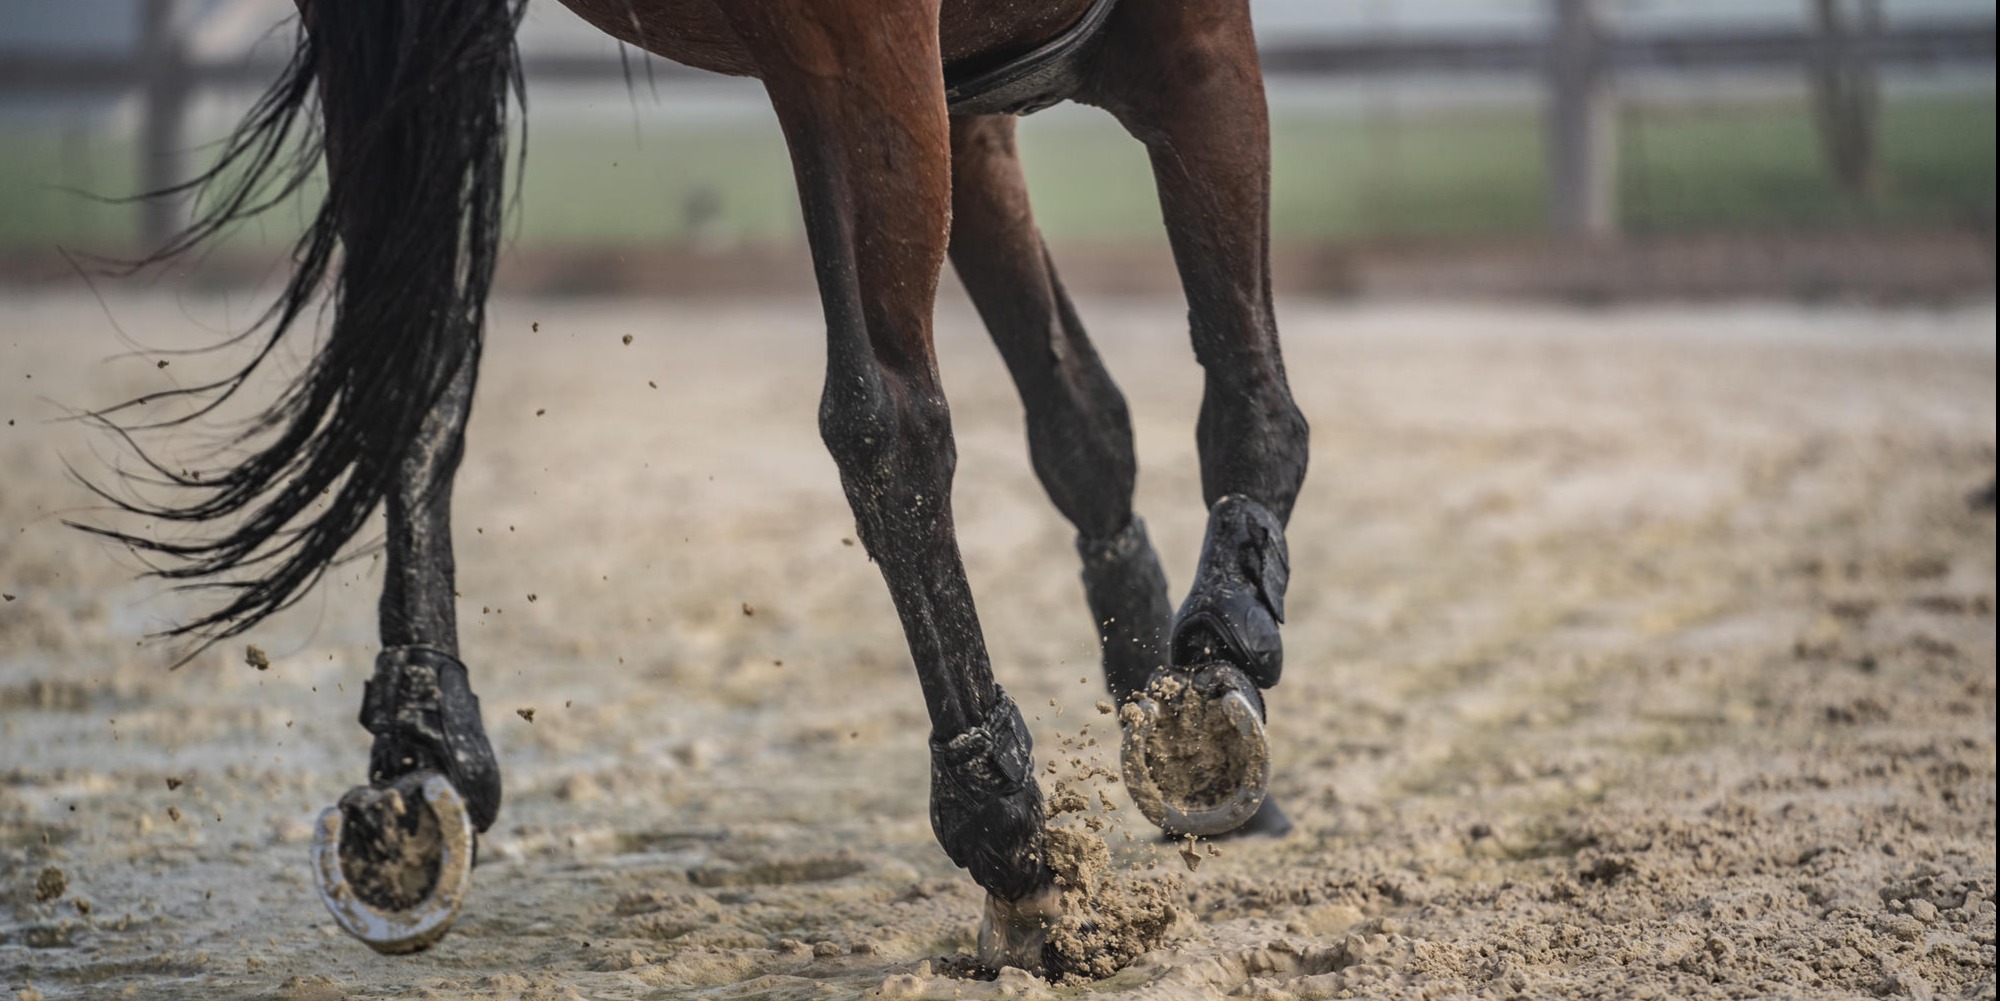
[819,370,956,531]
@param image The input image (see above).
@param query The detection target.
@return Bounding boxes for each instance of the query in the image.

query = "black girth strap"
[943,0,1120,116]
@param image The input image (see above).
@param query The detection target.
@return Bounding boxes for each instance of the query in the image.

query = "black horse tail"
[73,1,526,655]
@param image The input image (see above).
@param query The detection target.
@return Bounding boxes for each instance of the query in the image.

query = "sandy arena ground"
[1,292,1994,1000]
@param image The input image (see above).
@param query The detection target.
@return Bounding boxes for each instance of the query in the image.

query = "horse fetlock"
[1169,494,1288,690]
[361,646,502,833]
[1076,517,1173,701]
[929,689,1054,902]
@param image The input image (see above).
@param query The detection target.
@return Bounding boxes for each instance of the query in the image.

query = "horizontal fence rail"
[0,3,1993,246]
[1256,20,1995,76]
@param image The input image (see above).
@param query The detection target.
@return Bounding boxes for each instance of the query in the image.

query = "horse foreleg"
[1079,0,1307,840]
[724,0,1058,972]
[947,113,1172,704]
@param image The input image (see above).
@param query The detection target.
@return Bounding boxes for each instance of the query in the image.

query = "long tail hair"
[74,0,527,654]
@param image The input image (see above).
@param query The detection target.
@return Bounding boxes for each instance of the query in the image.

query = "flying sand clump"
[1034,713,1183,985]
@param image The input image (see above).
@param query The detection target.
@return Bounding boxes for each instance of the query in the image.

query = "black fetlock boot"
[1170,494,1288,691]
[929,689,1058,970]
[360,646,502,835]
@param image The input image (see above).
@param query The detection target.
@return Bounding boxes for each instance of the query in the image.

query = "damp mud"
[1040,827,1179,983]
[2,295,1995,999]
[334,785,445,912]
[1129,669,1266,815]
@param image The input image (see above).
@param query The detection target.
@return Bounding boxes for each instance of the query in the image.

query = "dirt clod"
[245,645,269,671]
[1178,837,1202,872]
[33,866,66,903]
[1041,827,1179,984]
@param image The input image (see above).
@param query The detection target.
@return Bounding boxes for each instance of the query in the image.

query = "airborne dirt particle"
[167,806,182,823]
[1178,836,1202,872]
[245,645,270,671]
[166,777,183,791]
[34,866,66,903]
[517,707,536,723]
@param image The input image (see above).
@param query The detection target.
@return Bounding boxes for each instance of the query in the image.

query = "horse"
[82,0,1309,974]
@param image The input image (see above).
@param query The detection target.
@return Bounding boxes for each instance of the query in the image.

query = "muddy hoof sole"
[312,771,474,955]
[1119,662,1271,838]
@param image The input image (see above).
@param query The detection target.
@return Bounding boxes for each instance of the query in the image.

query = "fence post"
[1546,0,1617,238]
[1810,0,1883,199]
[139,0,189,251]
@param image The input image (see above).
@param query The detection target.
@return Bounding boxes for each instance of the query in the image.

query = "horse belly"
[551,0,1099,82]
[554,0,758,77]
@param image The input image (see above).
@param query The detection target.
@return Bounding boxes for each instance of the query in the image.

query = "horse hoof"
[1119,663,1270,837]
[977,885,1061,973]
[311,771,474,955]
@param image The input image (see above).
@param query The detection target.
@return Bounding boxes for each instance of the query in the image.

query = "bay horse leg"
[1080,0,1308,839]
[947,114,1172,704]
[722,1,1058,969]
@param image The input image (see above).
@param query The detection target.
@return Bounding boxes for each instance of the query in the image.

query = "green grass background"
[1,92,1991,256]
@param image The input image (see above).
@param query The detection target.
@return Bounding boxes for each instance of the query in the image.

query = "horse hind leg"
[947,113,1172,705]
[295,1,516,953]
[1079,0,1307,840]
[312,345,503,955]
[723,2,1059,973]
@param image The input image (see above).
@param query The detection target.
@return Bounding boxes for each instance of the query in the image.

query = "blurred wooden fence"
[0,0,1992,247]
